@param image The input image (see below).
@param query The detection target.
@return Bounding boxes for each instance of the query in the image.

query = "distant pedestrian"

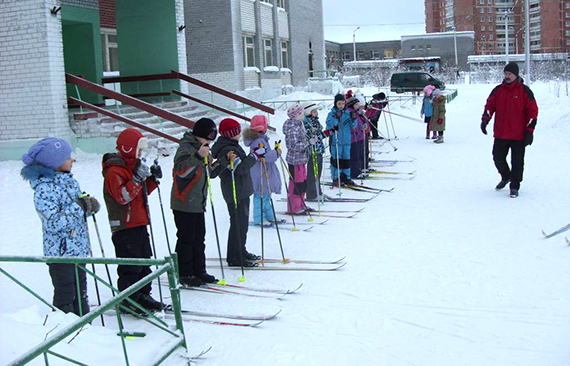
[421,85,436,139]
[430,89,446,144]
[480,61,539,198]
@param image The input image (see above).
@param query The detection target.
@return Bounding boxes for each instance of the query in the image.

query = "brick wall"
[278,9,289,38]
[175,0,188,94]
[98,0,115,29]
[241,0,256,33]
[260,2,273,36]
[0,0,71,143]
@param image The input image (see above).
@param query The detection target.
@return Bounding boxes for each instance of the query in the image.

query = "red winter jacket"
[102,154,157,233]
[483,78,539,140]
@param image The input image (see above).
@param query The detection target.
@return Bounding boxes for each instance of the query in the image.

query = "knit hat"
[504,61,519,76]
[192,118,218,140]
[356,94,365,106]
[22,137,72,170]
[250,115,268,133]
[302,102,318,116]
[334,93,345,107]
[117,128,147,160]
[346,96,359,108]
[423,85,436,96]
[433,89,442,97]
[219,118,242,138]
[287,104,304,119]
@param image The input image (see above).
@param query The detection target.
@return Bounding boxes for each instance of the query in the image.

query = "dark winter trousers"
[48,263,89,316]
[112,226,152,299]
[173,210,206,278]
[350,140,365,179]
[306,153,323,199]
[492,138,526,190]
[370,116,380,139]
[225,197,250,264]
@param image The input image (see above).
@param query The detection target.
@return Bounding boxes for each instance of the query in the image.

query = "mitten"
[133,161,151,184]
[437,118,443,125]
[150,163,162,180]
[89,197,101,214]
[524,130,533,146]
[360,123,367,131]
[480,119,489,135]
[77,196,92,213]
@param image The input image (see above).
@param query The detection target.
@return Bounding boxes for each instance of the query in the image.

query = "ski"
[225,262,347,271]
[209,282,302,294]
[167,313,264,327]
[249,222,313,231]
[324,194,380,202]
[209,257,344,265]
[367,169,416,175]
[323,182,378,194]
[173,308,282,321]
[277,211,357,219]
[304,207,365,214]
[542,223,570,239]
[364,175,415,181]
[251,216,329,225]
[160,280,287,299]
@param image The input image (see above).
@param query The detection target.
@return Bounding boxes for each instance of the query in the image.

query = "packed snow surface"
[1,82,570,365]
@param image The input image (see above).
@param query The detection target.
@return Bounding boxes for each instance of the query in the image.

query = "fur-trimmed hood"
[242,127,264,146]
[21,164,56,189]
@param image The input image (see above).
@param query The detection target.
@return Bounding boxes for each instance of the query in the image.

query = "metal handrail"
[1,255,188,366]
[173,89,252,122]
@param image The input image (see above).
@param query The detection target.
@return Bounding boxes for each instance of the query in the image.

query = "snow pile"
[2,82,570,366]
[307,78,343,96]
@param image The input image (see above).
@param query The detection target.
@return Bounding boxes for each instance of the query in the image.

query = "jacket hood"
[242,128,264,146]
[211,136,240,158]
[21,164,54,184]
[102,153,129,177]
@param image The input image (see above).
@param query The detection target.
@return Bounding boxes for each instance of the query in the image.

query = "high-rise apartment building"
[425,0,570,55]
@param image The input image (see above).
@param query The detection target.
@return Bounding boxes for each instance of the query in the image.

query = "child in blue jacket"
[326,93,357,186]
[21,138,100,316]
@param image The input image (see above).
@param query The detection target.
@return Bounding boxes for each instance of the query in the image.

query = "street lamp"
[452,25,458,67]
[353,27,360,61]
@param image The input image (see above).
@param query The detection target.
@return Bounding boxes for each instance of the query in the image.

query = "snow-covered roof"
[343,59,399,68]
[468,53,568,63]
[402,31,475,41]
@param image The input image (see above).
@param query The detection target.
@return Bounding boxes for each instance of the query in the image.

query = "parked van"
[390,72,445,94]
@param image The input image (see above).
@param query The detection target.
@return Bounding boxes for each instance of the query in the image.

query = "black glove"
[150,163,163,180]
[133,161,151,185]
[331,124,339,132]
[480,119,489,135]
[524,130,533,146]
[78,196,100,214]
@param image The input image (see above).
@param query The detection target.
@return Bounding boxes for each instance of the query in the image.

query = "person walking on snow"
[430,89,446,144]
[302,102,328,202]
[243,115,283,226]
[282,104,309,214]
[170,118,220,287]
[421,85,436,139]
[21,138,100,317]
[102,128,166,313]
[326,94,357,186]
[480,61,539,198]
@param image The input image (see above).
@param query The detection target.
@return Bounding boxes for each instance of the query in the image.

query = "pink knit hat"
[250,115,268,133]
[423,85,436,96]
[287,104,304,119]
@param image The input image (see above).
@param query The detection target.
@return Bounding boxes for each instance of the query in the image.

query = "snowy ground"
[1,81,570,365]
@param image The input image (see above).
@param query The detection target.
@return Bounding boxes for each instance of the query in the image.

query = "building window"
[490,34,494,40]
[281,41,288,68]
[482,34,486,40]
[480,0,484,4]
[567,39,570,45]
[243,36,255,67]
[489,25,493,31]
[489,16,493,22]
[101,29,119,72]
[276,0,286,8]
[566,30,570,36]
[264,39,273,67]
[384,49,394,58]
[411,45,416,50]
[480,8,485,13]
[481,26,485,31]
[342,52,351,60]
[426,44,432,50]
[357,51,365,60]
[371,50,380,59]
[487,0,492,4]
[481,16,485,22]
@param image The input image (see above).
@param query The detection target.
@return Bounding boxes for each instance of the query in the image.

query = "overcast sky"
[323,0,426,43]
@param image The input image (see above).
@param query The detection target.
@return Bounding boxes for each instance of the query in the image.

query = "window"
[481,16,485,22]
[281,41,288,68]
[566,21,570,27]
[426,44,432,50]
[490,34,494,40]
[357,51,365,60]
[488,7,492,13]
[481,26,485,31]
[384,49,394,58]
[264,39,273,67]
[342,52,351,60]
[243,36,255,67]
[101,29,119,72]
[566,30,570,36]
[276,0,286,8]
[489,16,493,22]
[487,0,492,4]
[411,45,416,50]
[567,39,570,45]
[480,0,484,4]
[489,26,493,31]
[371,50,380,59]
[482,34,486,40]
[480,8,484,13]
[566,2,570,9]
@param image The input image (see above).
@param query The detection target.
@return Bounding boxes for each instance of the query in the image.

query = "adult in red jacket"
[480,62,538,198]
[102,128,165,313]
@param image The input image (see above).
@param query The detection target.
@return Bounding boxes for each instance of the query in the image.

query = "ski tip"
[541,229,549,238]
[566,237,570,246]
[287,283,304,294]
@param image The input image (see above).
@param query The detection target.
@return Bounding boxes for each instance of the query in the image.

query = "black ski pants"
[48,263,89,316]
[112,226,152,298]
[370,115,380,139]
[225,197,250,264]
[306,153,323,199]
[492,138,526,190]
[173,210,206,278]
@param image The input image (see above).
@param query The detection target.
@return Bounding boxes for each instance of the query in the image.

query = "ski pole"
[259,157,265,265]
[367,115,398,152]
[81,204,104,326]
[91,214,115,296]
[276,144,298,231]
[278,154,314,222]
[386,101,397,138]
[260,158,288,263]
[204,155,226,285]
[230,158,246,282]
[334,128,342,197]
[142,180,164,305]
[152,159,172,256]
[370,106,423,123]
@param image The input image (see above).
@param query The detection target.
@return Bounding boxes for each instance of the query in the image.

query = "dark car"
[390,72,445,94]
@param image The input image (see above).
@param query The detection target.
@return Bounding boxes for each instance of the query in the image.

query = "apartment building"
[425,0,570,54]
[325,40,402,68]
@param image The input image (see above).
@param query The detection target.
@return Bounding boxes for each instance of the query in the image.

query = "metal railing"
[1,254,188,366]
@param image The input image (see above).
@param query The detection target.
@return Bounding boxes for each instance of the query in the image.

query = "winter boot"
[197,272,218,284]
[425,130,430,139]
[495,179,510,190]
[228,259,259,267]
[510,188,519,198]
[245,252,261,261]
[431,132,437,139]
[139,294,170,311]
[179,275,204,287]
[434,136,444,144]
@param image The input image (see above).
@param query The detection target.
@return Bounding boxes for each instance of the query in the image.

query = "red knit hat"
[117,128,147,159]
[250,115,268,133]
[219,118,242,138]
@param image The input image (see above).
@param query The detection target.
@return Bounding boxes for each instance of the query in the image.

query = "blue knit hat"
[22,137,72,169]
